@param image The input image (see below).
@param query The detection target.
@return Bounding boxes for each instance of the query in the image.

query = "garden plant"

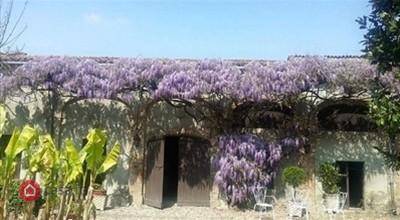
[0,105,120,220]
[318,162,341,195]
[282,166,307,197]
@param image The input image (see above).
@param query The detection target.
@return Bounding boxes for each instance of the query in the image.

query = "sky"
[11,0,371,60]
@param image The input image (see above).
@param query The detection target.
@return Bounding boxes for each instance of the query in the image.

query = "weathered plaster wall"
[5,96,135,207]
[62,100,133,207]
[315,131,390,212]
[3,94,219,208]
[4,95,399,212]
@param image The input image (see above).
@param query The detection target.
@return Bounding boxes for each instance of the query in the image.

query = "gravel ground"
[96,204,399,220]
[96,205,274,220]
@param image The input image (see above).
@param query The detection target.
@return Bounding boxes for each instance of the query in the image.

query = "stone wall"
[3,94,398,212]
[314,131,390,213]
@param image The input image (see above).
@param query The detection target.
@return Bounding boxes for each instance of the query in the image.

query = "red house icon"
[19,179,41,202]
[23,184,36,197]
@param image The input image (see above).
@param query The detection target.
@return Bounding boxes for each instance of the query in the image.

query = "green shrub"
[318,162,340,194]
[282,166,307,188]
[7,180,23,215]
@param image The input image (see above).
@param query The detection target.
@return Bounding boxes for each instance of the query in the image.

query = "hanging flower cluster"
[213,135,282,206]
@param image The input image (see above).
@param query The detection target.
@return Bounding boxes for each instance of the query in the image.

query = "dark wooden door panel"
[144,139,165,208]
[177,137,211,206]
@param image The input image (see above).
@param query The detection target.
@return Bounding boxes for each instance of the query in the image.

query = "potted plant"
[282,166,307,217]
[282,166,307,197]
[92,183,107,211]
[318,162,341,210]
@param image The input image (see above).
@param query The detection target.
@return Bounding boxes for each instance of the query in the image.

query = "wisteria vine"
[0,55,389,206]
[0,55,382,102]
[213,134,304,206]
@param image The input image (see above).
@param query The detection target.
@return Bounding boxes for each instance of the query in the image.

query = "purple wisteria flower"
[1,55,379,103]
[213,134,282,206]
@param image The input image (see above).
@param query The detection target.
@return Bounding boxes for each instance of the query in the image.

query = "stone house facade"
[0,54,399,216]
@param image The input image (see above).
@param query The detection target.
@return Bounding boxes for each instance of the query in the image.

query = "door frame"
[337,161,365,209]
[143,135,212,208]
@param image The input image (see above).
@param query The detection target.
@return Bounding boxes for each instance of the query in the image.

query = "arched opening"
[318,100,376,132]
[144,135,211,209]
[243,102,293,129]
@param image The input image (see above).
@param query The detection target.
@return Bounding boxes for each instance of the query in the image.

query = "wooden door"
[144,139,165,208]
[177,137,211,206]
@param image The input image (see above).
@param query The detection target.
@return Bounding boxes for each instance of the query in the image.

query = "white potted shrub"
[318,162,341,211]
[282,166,307,217]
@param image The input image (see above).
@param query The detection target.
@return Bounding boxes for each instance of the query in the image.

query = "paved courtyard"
[96,204,399,220]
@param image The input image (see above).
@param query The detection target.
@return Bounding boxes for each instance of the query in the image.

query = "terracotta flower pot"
[92,189,106,196]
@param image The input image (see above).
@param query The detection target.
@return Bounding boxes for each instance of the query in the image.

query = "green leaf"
[63,139,83,185]
[4,128,20,160]
[28,144,46,173]
[96,142,120,175]
[80,128,107,171]
[5,125,37,159]
[0,105,6,136]
[39,134,58,169]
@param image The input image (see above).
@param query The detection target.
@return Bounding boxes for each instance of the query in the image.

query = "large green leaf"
[63,139,83,185]
[1,128,19,178]
[35,135,61,186]
[39,134,58,169]
[29,143,46,173]
[29,134,58,175]
[97,142,120,175]
[4,128,21,159]
[5,125,37,159]
[0,105,6,136]
[80,128,107,171]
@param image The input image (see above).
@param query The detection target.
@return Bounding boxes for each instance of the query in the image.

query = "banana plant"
[1,126,38,218]
[80,128,120,220]
[28,135,85,220]
[61,139,84,186]
[0,106,38,220]
[56,139,83,220]
[25,134,60,219]
[80,129,120,186]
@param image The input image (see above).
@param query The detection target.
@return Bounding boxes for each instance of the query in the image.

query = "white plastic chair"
[322,192,347,220]
[253,187,277,220]
[287,189,309,220]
